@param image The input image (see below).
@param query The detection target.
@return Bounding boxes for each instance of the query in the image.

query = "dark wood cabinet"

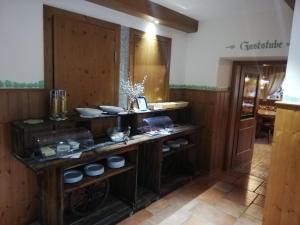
[11,109,200,225]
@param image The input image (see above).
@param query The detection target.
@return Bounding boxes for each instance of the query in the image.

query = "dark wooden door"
[44,6,120,111]
[130,29,171,102]
[232,71,260,167]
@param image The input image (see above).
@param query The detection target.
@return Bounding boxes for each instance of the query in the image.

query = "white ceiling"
[150,0,287,21]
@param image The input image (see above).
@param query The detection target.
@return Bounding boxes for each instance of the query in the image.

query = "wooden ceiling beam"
[86,0,199,33]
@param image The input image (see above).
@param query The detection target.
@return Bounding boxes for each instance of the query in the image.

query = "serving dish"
[99,105,125,114]
[107,126,131,142]
[64,170,83,184]
[84,163,104,176]
[107,156,125,168]
[76,108,103,118]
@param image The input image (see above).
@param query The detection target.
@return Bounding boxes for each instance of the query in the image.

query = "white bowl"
[110,132,125,142]
[84,163,104,176]
[107,156,125,168]
[64,170,83,184]
[100,105,125,114]
[76,108,103,117]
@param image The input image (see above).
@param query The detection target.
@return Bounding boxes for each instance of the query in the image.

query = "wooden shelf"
[64,194,132,225]
[162,143,196,158]
[135,186,159,211]
[160,172,192,196]
[64,163,135,193]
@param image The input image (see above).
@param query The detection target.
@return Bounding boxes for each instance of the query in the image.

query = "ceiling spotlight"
[154,19,160,24]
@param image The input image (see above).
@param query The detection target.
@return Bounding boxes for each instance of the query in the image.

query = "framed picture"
[136,96,148,111]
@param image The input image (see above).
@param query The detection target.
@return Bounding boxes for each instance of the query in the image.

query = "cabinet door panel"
[53,15,118,110]
[130,29,171,102]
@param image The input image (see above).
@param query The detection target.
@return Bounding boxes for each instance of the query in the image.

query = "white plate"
[175,139,189,146]
[100,105,125,114]
[64,170,83,184]
[107,156,125,168]
[76,108,103,117]
[162,145,170,152]
[84,163,104,176]
[166,140,180,148]
[23,119,44,124]
[79,114,100,118]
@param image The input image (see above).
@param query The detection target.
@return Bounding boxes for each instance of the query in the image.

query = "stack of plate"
[176,138,189,146]
[99,106,125,114]
[76,108,103,118]
[166,140,181,148]
[64,170,83,184]
[84,163,104,176]
[107,156,125,168]
[162,145,171,152]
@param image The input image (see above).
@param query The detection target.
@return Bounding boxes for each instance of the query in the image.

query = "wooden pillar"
[263,102,300,225]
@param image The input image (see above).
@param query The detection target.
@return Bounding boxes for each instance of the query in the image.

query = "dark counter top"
[14,125,199,173]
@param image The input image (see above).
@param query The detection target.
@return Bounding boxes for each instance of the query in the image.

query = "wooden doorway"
[225,61,287,170]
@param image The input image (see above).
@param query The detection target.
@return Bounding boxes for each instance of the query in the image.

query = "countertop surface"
[14,124,200,172]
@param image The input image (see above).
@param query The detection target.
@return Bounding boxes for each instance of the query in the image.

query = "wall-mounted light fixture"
[145,22,157,39]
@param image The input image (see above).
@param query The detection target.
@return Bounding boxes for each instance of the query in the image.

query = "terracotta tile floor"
[118,141,271,225]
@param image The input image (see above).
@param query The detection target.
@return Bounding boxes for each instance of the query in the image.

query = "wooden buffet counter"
[11,110,200,225]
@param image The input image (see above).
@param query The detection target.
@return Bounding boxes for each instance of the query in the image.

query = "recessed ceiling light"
[154,19,160,24]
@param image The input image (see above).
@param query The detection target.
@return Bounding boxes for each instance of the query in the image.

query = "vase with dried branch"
[120,75,147,111]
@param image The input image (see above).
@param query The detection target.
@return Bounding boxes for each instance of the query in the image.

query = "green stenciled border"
[0,80,44,89]
[283,95,300,104]
[169,84,229,92]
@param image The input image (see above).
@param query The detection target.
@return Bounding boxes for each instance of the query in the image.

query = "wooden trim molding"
[276,101,300,110]
[86,0,199,33]
[170,84,230,92]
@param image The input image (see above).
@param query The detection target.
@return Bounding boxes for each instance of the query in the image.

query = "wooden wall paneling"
[263,103,300,225]
[86,0,199,33]
[130,29,171,103]
[0,90,48,224]
[170,89,230,174]
[210,91,230,172]
[44,5,120,112]
[28,91,49,119]
[0,91,9,123]
[169,89,183,101]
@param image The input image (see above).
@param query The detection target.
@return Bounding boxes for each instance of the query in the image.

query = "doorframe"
[224,60,287,170]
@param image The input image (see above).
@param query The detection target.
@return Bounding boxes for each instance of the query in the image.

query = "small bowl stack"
[165,138,189,149]
[107,156,125,168]
[84,163,105,176]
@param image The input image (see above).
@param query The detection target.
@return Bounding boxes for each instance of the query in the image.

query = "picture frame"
[136,96,148,111]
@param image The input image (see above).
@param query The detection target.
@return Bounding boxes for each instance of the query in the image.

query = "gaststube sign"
[240,40,283,51]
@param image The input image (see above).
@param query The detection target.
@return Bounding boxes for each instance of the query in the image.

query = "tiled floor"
[118,141,271,225]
